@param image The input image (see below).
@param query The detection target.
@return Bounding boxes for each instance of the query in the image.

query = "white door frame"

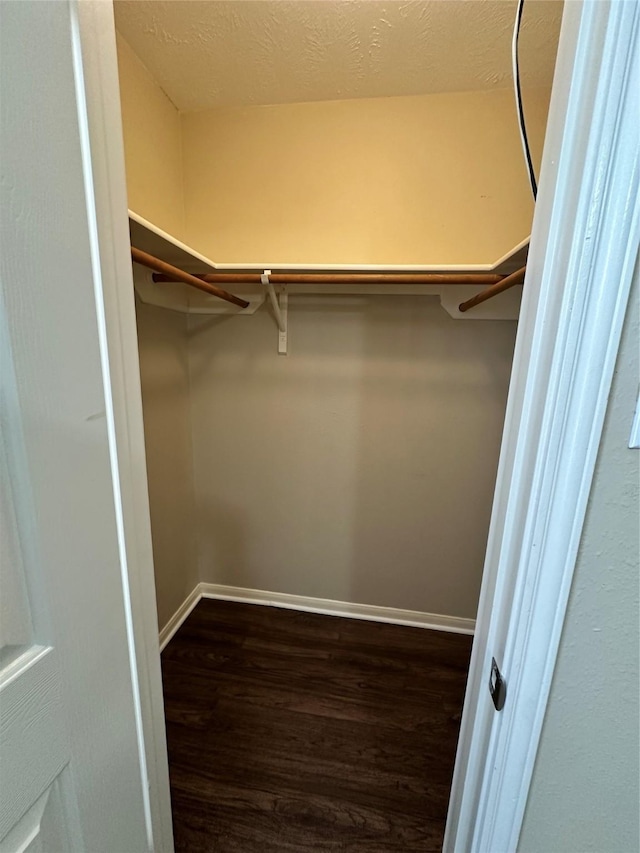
[75,1,638,851]
[71,1,174,850]
[445,1,639,850]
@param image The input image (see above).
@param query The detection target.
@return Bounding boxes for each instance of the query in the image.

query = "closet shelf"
[129,211,218,275]
[129,210,528,320]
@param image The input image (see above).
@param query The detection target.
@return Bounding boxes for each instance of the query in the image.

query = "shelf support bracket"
[261,269,288,354]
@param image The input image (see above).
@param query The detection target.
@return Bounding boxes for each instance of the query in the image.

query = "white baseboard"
[158,585,201,651]
[199,583,475,635]
[159,583,475,650]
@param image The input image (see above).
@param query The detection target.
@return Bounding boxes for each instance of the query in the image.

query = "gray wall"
[136,299,198,631]
[188,295,516,619]
[519,267,639,851]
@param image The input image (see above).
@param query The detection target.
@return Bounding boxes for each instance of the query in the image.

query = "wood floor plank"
[162,599,472,852]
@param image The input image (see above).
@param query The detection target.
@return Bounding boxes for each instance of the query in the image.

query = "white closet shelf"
[129,211,218,275]
[129,210,528,321]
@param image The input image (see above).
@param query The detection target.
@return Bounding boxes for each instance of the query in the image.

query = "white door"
[0,1,166,849]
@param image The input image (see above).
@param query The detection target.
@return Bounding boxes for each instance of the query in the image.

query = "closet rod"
[131,247,250,309]
[153,271,507,286]
[458,266,526,312]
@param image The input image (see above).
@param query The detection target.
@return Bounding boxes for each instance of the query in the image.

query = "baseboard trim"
[158,585,202,651]
[159,584,475,649]
[199,583,475,635]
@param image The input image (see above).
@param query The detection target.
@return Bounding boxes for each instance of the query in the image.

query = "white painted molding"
[158,583,475,649]
[200,584,475,633]
[159,586,202,652]
[72,5,174,850]
[445,2,640,851]
[158,583,475,643]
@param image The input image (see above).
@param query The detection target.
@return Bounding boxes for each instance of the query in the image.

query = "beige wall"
[116,33,185,240]
[118,35,196,628]
[182,89,550,265]
[188,296,517,618]
[135,300,198,630]
[519,268,639,851]
[116,30,550,265]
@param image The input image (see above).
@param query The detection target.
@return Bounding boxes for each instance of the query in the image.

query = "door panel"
[0,775,78,853]
[0,649,68,841]
[0,1,158,849]
[0,450,31,651]
[0,428,79,850]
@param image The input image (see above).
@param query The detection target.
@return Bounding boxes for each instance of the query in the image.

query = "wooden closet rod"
[458,266,526,313]
[153,271,506,286]
[131,247,250,309]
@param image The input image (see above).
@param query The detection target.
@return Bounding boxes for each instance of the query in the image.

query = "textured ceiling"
[114,0,563,112]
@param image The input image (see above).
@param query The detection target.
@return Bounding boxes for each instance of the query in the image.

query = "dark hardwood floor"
[161,599,472,852]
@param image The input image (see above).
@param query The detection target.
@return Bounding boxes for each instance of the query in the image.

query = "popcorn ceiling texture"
[114,0,563,112]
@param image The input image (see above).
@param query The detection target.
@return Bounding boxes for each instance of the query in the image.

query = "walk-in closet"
[114,1,562,848]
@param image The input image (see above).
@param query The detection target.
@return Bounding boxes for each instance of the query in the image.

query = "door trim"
[445,2,640,850]
[71,2,174,850]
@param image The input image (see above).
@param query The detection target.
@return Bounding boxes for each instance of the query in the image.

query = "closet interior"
[114,1,562,848]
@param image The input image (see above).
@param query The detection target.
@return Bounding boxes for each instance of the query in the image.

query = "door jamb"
[71,2,174,850]
[445,2,639,850]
